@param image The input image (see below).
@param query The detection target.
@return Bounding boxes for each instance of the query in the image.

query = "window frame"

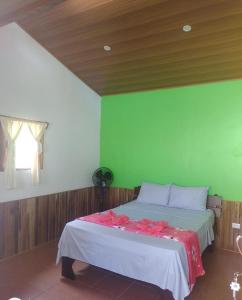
[0,123,44,172]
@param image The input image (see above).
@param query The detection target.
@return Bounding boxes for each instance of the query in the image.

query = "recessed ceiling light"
[182,24,192,32]
[104,45,112,51]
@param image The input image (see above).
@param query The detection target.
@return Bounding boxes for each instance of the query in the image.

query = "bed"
[57,198,216,300]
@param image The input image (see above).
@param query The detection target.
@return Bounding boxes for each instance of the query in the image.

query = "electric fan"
[92,167,113,211]
[92,167,113,188]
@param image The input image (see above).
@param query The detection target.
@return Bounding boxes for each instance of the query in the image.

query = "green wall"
[101,80,242,201]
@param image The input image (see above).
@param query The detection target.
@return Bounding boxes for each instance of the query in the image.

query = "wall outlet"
[232,223,241,230]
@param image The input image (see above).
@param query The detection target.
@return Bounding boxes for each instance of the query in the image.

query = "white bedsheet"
[57,201,214,300]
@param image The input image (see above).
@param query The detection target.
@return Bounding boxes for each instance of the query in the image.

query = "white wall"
[0,23,101,202]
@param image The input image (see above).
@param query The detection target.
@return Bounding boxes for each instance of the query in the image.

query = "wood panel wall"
[105,187,242,253]
[215,200,242,252]
[0,187,98,260]
[103,187,135,210]
[1,186,241,260]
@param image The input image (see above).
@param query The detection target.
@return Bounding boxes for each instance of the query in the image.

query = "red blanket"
[79,210,205,289]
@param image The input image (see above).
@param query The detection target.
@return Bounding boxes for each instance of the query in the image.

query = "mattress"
[57,201,214,300]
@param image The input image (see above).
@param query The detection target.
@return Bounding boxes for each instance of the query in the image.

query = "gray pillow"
[136,182,171,206]
[168,185,208,211]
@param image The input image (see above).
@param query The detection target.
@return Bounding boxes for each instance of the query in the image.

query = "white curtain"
[28,122,47,184]
[0,117,23,188]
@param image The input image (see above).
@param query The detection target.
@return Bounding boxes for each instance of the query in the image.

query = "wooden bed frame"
[62,256,76,280]
[61,186,222,280]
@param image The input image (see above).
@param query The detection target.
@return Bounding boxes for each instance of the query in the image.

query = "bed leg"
[62,256,75,280]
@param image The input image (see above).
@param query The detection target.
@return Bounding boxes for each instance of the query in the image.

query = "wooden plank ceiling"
[0,0,242,95]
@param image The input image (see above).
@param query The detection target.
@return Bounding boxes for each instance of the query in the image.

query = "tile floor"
[0,241,241,300]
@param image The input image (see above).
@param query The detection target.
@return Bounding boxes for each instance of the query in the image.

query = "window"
[0,123,7,172]
[15,123,37,169]
[0,123,44,171]
[0,116,47,188]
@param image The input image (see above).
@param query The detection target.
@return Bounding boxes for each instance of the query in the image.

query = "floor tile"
[93,273,133,297]
[72,265,110,287]
[29,265,61,291]
[1,242,242,300]
[118,281,160,300]
[34,281,112,300]
[0,282,43,300]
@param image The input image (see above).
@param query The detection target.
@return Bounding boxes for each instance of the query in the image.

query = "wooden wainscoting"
[0,187,98,260]
[105,187,242,253]
[1,186,241,260]
[104,187,135,210]
[215,200,242,252]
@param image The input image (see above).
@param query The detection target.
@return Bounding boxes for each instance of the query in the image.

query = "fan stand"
[96,186,108,211]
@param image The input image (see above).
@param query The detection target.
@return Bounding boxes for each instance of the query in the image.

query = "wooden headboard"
[207,195,222,218]
[133,186,222,218]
